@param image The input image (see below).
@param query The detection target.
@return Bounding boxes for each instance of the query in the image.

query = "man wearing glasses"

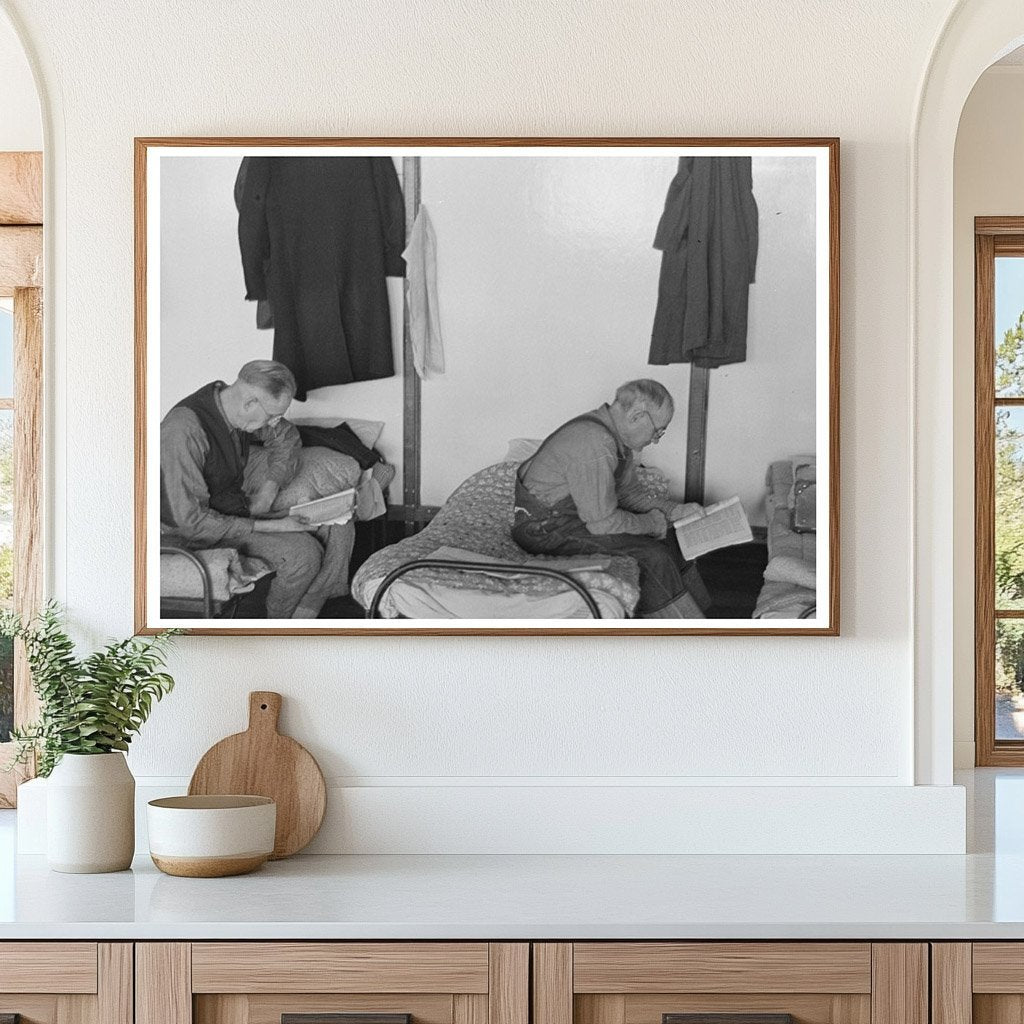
[512,379,707,619]
[160,359,357,618]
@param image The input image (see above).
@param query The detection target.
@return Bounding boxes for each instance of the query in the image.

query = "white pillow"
[504,438,542,463]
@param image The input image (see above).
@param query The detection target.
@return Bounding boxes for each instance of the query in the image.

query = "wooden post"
[98,944,134,1024]
[136,944,192,1024]
[931,944,972,1024]
[684,364,709,504]
[401,156,422,536]
[533,944,573,1024]
[871,944,928,1024]
[489,944,529,1024]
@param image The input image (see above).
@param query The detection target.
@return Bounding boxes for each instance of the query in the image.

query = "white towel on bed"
[763,554,816,589]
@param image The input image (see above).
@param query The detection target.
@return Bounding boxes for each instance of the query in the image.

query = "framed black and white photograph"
[135,137,838,635]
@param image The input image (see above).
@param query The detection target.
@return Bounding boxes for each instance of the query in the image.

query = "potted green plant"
[2,603,179,873]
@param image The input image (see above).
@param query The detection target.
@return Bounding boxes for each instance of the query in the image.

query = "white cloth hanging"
[402,205,445,379]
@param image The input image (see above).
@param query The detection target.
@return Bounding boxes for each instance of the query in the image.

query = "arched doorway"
[914,1,1024,784]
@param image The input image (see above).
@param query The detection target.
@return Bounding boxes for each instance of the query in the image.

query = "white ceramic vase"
[46,752,135,873]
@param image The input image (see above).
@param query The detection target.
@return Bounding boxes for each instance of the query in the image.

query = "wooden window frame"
[975,217,1024,765]
[0,151,43,806]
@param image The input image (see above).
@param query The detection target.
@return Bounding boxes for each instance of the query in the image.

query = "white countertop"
[1,769,1022,941]
[0,849,1022,940]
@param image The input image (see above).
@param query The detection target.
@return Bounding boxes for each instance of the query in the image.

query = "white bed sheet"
[365,576,626,620]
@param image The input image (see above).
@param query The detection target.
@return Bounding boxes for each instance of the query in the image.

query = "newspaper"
[289,487,355,526]
[673,496,752,560]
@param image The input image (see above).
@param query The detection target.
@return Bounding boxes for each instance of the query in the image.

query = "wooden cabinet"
[136,944,528,1024]
[532,943,928,1024]
[0,942,132,1024]
[932,943,1024,1024]
[0,938,952,1024]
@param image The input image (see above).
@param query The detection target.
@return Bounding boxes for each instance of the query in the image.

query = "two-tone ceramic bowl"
[147,795,276,877]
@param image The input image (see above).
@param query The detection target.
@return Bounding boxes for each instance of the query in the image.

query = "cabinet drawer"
[973,944,1024,992]
[572,944,872,994]
[534,943,926,1024]
[139,942,528,1024]
[191,943,491,994]
[0,942,99,993]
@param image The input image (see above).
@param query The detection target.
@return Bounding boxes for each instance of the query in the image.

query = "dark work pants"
[511,491,690,615]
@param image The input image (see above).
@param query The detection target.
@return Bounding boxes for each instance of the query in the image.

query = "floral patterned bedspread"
[351,461,643,617]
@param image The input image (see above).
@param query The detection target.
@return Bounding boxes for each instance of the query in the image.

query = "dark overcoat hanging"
[648,156,759,368]
[236,156,406,400]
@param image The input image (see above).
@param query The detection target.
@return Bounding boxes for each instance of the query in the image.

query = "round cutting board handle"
[249,691,282,734]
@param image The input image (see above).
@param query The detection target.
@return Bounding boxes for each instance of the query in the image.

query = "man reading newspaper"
[161,359,380,619]
[512,379,707,619]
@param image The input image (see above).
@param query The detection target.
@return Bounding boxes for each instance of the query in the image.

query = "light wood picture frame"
[135,137,839,636]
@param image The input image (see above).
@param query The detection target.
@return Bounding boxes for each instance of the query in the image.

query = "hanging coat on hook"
[236,156,406,401]
[648,156,759,368]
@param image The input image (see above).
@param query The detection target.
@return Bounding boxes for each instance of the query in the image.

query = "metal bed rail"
[160,546,215,619]
[366,558,603,619]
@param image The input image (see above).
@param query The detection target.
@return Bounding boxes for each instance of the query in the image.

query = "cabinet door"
[137,943,528,1024]
[534,944,928,1024]
[0,943,131,1024]
[941,942,1024,1024]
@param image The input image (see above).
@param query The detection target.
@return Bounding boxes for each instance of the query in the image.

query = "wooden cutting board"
[188,691,326,859]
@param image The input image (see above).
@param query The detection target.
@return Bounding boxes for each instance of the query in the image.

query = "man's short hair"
[237,359,297,400]
[614,378,674,413]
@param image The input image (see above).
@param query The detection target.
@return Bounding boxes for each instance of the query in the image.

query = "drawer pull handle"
[664,1016,795,1024]
[283,1016,411,1024]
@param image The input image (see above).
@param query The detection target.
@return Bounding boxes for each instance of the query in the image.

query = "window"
[0,149,44,806]
[0,288,42,806]
[0,302,11,744]
[975,219,1024,764]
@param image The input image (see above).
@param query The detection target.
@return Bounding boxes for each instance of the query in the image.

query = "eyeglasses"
[249,390,286,428]
[642,410,668,442]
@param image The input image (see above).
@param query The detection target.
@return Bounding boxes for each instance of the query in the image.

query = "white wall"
[952,67,1024,768]
[419,154,817,521]
[0,0,972,852]
[158,156,406,479]
[0,14,39,151]
[159,151,814,523]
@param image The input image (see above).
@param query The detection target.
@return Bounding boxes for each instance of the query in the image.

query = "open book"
[673,496,753,560]
[289,487,355,526]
